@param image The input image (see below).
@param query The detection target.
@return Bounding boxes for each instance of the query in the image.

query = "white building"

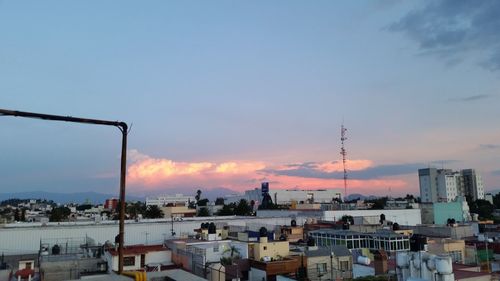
[437,170,461,202]
[146,194,195,207]
[226,188,342,205]
[257,208,422,226]
[419,168,485,203]
[0,216,305,255]
[461,169,485,201]
[104,244,172,272]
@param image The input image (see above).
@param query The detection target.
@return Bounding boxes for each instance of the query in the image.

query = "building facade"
[309,229,410,252]
[225,184,342,205]
[146,194,195,207]
[461,169,485,201]
[419,168,485,203]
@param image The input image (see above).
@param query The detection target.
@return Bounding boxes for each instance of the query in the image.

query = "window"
[317,263,327,274]
[263,246,267,250]
[124,256,135,266]
[449,250,462,263]
[340,261,349,271]
[213,246,219,252]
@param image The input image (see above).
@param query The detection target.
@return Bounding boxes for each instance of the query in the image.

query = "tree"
[76,204,93,211]
[195,189,202,203]
[197,207,210,217]
[341,215,354,225]
[50,207,71,222]
[220,245,241,266]
[235,199,252,216]
[14,209,20,221]
[144,205,164,219]
[217,204,235,216]
[215,197,225,205]
[127,201,146,219]
[21,208,26,222]
[469,199,494,220]
[197,198,209,207]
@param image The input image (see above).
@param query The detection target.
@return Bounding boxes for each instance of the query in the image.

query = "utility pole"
[0,108,128,273]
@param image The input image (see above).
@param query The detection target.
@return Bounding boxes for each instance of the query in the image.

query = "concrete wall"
[254,240,289,260]
[0,216,299,255]
[324,209,422,225]
[145,251,172,265]
[420,203,434,224]
[412,225,475,239]
[249,267,267,281]
[257,209,421,226]
[433,199,470,224]
[207,263,225,281]
[427,238,465,263]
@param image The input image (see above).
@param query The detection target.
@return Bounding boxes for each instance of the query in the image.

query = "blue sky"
[0,1,499,196]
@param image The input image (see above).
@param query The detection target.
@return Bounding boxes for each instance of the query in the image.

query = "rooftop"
[106,244,168,256]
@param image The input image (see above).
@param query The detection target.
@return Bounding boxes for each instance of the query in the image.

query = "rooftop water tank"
[426,256,437,271]
[396,252,409,268]
[435,255,453,275]
[357,256,371,265]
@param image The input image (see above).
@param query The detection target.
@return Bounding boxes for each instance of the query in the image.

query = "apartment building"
[419,168,485,203]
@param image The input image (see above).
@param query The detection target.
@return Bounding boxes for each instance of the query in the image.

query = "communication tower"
[340,124,348,200]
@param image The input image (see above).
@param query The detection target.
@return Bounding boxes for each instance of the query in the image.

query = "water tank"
[435,255,453,274]
[410,234,427,252]
[357,256,371,265]
[412,258,421,269]
[208,222,216,234]
[291,219,297,227]
[396,252,409,268]
[426,255,437,271]
[262,256,272,262]
[259,227,268,237]
[52,244,61,255]
[307,236,316,247]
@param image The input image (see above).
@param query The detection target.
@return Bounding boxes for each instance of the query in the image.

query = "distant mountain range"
[345,193,379,201]
[0,189,396,205]
[0,187,240,205]
[0,191,144,204]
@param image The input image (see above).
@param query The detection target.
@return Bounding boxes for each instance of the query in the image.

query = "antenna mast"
[340,124,348,201]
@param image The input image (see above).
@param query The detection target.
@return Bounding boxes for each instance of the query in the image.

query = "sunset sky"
[0,1,499,197]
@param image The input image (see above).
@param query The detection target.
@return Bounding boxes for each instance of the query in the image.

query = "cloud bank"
[126,150,420,194]
[389,0,500,71]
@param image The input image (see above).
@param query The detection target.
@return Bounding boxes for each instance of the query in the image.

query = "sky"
[0,0,499,197]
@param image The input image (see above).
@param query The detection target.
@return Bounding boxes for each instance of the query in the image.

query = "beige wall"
[160,206,196,217]
[306,254,352,281]
[254,240,289,260]
[427,238,465,263]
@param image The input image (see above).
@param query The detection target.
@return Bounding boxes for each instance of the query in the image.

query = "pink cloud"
[126,149,412,195]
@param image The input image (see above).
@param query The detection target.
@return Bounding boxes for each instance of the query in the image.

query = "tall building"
[419,168,439,203]
[461,169,485,201]
[419,168,485,203]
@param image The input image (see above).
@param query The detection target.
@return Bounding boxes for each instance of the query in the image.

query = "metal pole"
[118,126,127,273]
[0,108,128,274]
[330,253,333,281]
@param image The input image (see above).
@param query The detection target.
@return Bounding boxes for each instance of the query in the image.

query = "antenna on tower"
[340,123,348,201]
